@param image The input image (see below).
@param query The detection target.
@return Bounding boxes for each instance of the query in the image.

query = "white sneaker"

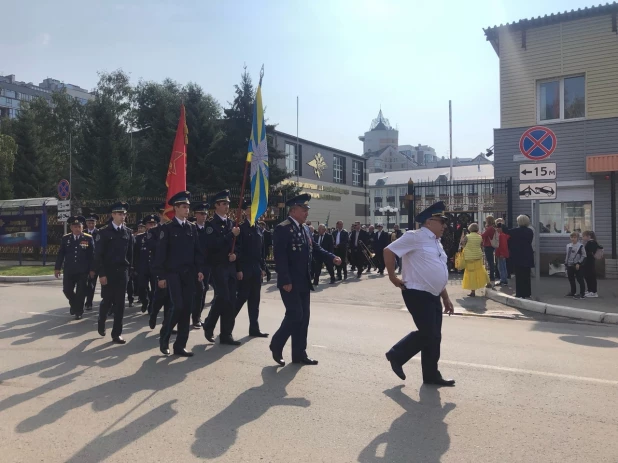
[584,291,592,296]
[586,292,599,298]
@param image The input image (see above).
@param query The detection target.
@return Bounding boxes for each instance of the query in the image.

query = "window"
[398,187,407,197]
[374,188,383,198]
[438,183,448,196]
[538,75,585,122]
[285,142,298,175]
[453,183,463,194]
[352,160,363,187]
[387,187,395,197]
[539,201,592,234]
[333,155,345,184]
[374,159,383,170]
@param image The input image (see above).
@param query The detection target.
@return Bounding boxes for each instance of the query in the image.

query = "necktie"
[355,232,358,246]
[319,235,323,246]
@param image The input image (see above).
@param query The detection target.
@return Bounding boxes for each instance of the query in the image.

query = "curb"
[0,275,57,283]
[485,289,618,325]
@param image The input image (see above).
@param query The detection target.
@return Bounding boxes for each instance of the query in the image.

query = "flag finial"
[259,64,265,87]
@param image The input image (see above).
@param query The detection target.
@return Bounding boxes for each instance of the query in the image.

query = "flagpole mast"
[296,96,299,184]
[232,65,264,253]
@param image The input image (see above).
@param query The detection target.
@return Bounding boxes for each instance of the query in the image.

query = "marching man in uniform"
[84,213,99,311]
[54,216,94,320]
[270,194,341,366]
[383,201,456,386]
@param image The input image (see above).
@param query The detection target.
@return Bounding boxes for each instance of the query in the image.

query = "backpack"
[594,246,604,260]
[490,228,500,249]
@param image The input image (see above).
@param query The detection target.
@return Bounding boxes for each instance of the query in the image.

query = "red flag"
[164,104,188,220]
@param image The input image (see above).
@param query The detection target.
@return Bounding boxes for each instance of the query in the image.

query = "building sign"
[307,153,327,178]
[519,126,557,161]
[0,215,44,246]
[519,163,557,181]
[519,182,557,200]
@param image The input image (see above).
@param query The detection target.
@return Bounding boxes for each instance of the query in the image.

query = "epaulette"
[135,232,145,236]
[125,227,133,233]
[63,232,71,237]
[206,216,214,222]
[278,219,291,227]
[83,233,92,237]
[100,224,109,230]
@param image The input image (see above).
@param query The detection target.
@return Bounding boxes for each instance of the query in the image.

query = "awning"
[586,154,618,173]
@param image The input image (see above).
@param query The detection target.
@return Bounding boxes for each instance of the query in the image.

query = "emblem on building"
[307,153,327,178]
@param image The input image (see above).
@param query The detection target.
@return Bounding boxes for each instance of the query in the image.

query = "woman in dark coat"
[505,214,534,298]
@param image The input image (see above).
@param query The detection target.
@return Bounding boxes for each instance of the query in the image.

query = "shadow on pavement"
[454,296,488,314]
[191,365,307,460]
[530,320,618,348]
[358,385,454,463]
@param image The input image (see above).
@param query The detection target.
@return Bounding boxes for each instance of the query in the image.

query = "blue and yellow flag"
[246,70,269,226]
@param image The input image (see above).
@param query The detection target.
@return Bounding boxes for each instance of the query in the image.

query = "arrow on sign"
[521,169,532,175]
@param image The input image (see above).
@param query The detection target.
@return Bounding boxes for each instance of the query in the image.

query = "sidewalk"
[486,275,618,324]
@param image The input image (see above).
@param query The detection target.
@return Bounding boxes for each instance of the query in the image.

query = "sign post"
[58,179,71,234]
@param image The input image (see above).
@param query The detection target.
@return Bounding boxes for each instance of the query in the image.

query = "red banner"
[164,104,188,220]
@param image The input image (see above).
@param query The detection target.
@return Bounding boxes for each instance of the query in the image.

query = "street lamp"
[379,206,399,231]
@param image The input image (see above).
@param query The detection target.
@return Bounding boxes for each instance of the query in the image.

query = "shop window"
[538,201,592,234]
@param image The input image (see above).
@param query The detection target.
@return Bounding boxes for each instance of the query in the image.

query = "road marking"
[437,359,618,386]
[311,345,328,349]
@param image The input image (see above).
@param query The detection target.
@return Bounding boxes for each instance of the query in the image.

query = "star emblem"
[307,153,327,178]
[167,151,185,176]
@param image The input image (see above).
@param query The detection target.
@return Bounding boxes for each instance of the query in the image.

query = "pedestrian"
[134,214,160,313]
[153,191,205,357]
[192,202,211,329]
[54,216,94,320]
[93,202,133,344]
[349,221,369,278]
[495,223,510,286]
[202,190,242,345]
[582,230,602,298]
[313,224,336,285]
[373,224,389,275]
[481,215,497,287]
[564,232,586,299]
[366,225,375,273]
[260,221,273,281]
[383,201,455,386]
[269,194,341,366]
[333,220,349,280]
[505,215,534,299]
[84,213,100,311]
[461,223,489,297]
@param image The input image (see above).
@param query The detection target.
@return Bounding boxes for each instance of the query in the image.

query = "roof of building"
[369,109,395,132]
[273,129,363,159]
[368,164,494,186]
[484,2,618,52]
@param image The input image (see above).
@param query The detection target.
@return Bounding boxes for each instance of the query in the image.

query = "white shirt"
[112,223,123,231]
[216,214,227,222]
[335,229,342,246]
[175,217,186,226]
[386,226,448,296]
[318,234,324,246]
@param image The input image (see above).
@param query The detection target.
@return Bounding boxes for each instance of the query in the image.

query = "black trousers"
[312,258,334,283]
[98,268,128,338]
[160,270,195,350]
[387,289,443,382]
[192,279,205,325]
[583,263,597,293]
[334,247,347,279]
[235,271,262,333]
[350,249,366,273]
[203,263,237,338]
[270,288,310,360]
[567,265,586,296]
[138,271,156,310]
[514,266,532,298]
[374,249,385,272]
[126,275,136,304]
[85,273,97,308]
[63,272,88,316]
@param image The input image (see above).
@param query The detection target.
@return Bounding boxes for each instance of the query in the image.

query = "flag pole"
[232,65,264,253]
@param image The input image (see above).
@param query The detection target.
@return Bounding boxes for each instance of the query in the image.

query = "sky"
[1,0,604,160]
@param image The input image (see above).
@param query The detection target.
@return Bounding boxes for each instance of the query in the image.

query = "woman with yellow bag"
[461,223,489,297]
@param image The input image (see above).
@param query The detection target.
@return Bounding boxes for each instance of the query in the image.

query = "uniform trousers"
[235,271,262,333]
[271,288,310,360]
[387,288,443,382]
[160,270,195,350]
[98,268,128,338]
[138,272,156,310]
[126,275,136,304]
[85,273,97,308]
[63,272,88,316]
[203,263,237,337]
[192,279,205,325]
[334,247,347,279]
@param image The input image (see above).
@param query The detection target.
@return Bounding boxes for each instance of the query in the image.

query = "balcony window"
[538,75,585,122]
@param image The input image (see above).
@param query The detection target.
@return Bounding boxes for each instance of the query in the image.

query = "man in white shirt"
[383,201,456,387]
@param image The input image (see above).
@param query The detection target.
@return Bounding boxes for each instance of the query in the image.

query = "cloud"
[41,33,51,46]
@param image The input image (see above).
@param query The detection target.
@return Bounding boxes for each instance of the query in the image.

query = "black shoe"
[85,305,92,311]
[356,271,362,278]
[266,271,272,282]
[385,352,406,380]
[141,302,148,313]
[344,275,347,280]
[424,377,456,387]
[75,314,82,320]
[160,345,170,355]
[292,356,318,365]
[192,322,202,329]
[249,331,269,338]
[149,314,157,330]
[270,346,285,366]
[112,337,126,345]
[173,348,194,357]
[330,278,336,284]
[313,281,319,286]
[336,276,342,281]
[70,307,75,315]
[98,322,106,337]
[204,330,215,342]
[220,336,241,346]
[128,301,134,308]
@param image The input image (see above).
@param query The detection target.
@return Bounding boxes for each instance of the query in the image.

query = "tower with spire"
[358,109,399,154]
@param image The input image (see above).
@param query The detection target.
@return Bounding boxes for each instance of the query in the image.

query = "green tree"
[0,133,17,199]
[10,110,48,198]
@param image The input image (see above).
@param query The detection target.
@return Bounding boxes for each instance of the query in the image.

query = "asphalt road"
[1,277,617,462]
